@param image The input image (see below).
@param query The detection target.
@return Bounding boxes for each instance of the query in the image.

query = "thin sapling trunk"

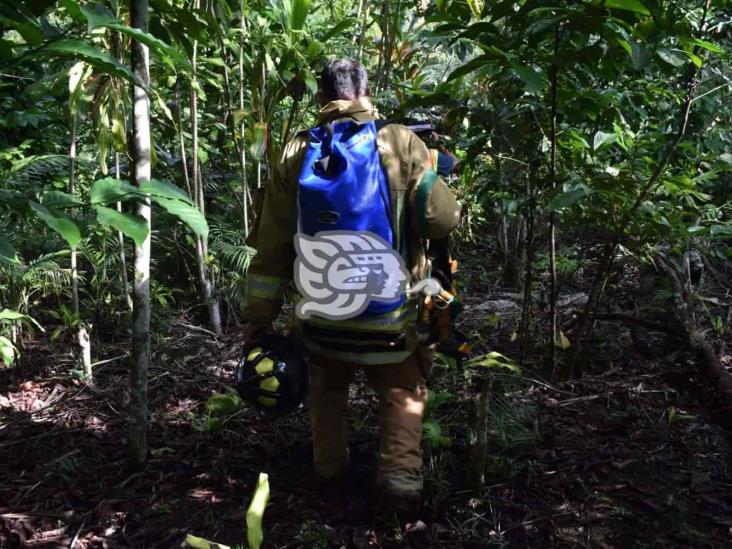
[128,0,152,468]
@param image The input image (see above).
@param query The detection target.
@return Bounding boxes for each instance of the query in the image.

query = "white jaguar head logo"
[294,231,409,320]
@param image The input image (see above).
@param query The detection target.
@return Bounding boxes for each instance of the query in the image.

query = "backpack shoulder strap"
[374,119,393,131]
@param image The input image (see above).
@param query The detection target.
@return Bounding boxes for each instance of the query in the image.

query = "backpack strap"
[374,119,392,131]
[415,169,439,241]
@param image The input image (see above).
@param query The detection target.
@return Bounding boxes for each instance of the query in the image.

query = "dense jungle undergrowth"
[1,0,732,547]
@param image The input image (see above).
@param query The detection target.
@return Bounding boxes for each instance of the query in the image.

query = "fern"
[0,250,72,314]
[207,216,257,309]
[488,394,536,452]
[208,216,256,275]
[7,154,70,188]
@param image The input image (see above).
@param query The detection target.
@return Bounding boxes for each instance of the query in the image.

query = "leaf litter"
[0,246,730,547]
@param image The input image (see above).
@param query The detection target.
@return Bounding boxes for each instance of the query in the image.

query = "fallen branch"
[594,313,683,336]
[657,255,732,408]
[172,320,218,339]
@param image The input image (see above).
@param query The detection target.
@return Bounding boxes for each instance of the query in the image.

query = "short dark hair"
[319,59,369,102]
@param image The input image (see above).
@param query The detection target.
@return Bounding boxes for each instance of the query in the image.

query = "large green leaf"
[59,0,83,20]
[183,535,230,549]
[0,232,20,265]
[657,48,687,67]
[78,2,116,30]
[321,18,355,41]
[29,201,82,248]
[79,3,189,69]
[42,39,145,90]
[103,25,188,69]
[547,185,595,211]
[285,0,312,31]
[464,351,520,372]
[94,206,148,247]
[589,0,650,15]
[0,310,43,330]
[149,196,207,238]
[41,191,83,209]
[140,178,194,203]
[0,335,17,367]
[141,179,208,239]
[447,54,494,82]
[690,38,723,55]
[511,63,544,94]
[593,130,617,150]
[90,177,144,205]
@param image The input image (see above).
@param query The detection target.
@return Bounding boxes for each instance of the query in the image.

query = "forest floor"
[1,241,731,548]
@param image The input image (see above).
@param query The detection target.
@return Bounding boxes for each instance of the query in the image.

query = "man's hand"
[242,322,269,349]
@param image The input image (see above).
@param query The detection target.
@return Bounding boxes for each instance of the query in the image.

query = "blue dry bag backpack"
[298,119,403,316]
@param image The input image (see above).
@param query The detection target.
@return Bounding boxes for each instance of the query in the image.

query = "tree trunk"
[190,11,222,336]
[381,0,401,95]
[548,26,561,371]
[115,153,133,313]
[238,0,249,235]
[374,0,389,94]
[657,256,732,409]
[129,0,152,469]
[519,168,536,361]
[69,114,93,379]
[356,1,371,62]
[239,4,249,235]
[470,376,495,494]
[111,21,132,315]
[353,0,365,46]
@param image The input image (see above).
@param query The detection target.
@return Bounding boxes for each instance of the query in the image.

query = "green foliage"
[0,309,43,367]
[41,39,145,89]
[0,251,71,316]
[464,351,520,372]
[29,202,82,248]
[0,0,729,391]
[0,232,21,265]
[93,206,148,247]
[90,177,208,239]
[79,3,189,69]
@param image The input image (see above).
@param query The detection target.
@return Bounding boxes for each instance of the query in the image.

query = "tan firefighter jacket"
[242,97,461,364]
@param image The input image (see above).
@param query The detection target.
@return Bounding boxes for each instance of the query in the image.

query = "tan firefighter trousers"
[308,350,432,494]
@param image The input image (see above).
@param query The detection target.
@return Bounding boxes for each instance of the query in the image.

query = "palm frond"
[7,154,70,187]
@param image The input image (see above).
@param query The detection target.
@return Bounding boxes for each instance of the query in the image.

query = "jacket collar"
[317,96,378,125]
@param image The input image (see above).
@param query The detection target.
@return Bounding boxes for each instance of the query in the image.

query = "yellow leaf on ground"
[555,330,571,350]
[246,472,270,549]
[183,534,230,549]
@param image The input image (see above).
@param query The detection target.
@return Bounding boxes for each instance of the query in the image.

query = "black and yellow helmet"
[235,333,308,413]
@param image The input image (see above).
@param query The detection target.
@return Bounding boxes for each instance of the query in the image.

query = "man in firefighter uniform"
[242,59,461,516]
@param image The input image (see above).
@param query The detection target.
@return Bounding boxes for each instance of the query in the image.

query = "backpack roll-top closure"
[299,120,393,237]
